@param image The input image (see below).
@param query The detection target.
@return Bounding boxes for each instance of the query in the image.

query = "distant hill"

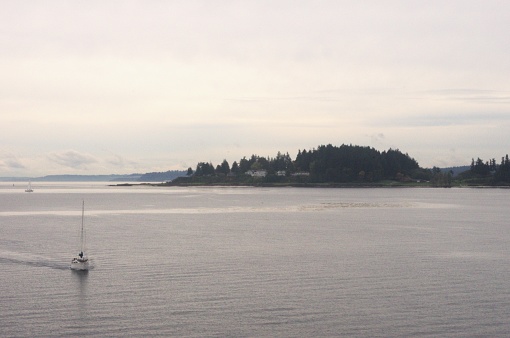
[0,170,187,182]
[0,174,142,182]
[440,166,470,177]
[42,174,145,182]
[136,170,187,182]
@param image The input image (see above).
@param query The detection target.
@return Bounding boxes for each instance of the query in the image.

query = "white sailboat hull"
[70,258,89,271]
[25,181,33,192]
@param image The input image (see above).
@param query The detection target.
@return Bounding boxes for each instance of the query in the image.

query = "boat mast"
[81,200,85,253]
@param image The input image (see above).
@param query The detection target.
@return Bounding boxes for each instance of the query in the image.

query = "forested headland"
[167,143,510,187]
[453,155,510,186]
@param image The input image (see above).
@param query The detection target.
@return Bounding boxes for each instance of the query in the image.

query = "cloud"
[1,1,510,174]
[417,89,510,104]
[0,156,26,170]
[368,133,385,144]
[379,111,510,128]
[47,150,97,169]
[104,153,137,167]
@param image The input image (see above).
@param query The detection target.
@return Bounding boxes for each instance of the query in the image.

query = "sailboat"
[71,200,90,271]
[25,181,33,192]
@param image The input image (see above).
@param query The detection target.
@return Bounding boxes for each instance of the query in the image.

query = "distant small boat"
[25,181,33,192]
[71,201,90,271]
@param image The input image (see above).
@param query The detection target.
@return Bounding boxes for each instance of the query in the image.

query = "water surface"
[1,184,509,336]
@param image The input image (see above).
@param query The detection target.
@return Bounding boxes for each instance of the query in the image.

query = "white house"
[245,170,267,177]
[291,172,310,177]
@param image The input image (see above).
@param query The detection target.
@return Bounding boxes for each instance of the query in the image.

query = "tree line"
[184,144,428,184]
[460,154,510,184]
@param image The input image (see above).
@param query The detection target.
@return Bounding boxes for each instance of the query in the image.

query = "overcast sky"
[1,1,509,176]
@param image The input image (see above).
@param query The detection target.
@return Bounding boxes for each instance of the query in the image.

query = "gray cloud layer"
[1,1,509,176]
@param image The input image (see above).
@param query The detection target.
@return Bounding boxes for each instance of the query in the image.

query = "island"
[135,144,510,188]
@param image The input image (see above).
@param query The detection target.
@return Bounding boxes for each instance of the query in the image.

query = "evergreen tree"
[231,161,239,175]
[195,162,215,176]
[219,159,230,175]
[471,157,491,176]
[494,154,510,183]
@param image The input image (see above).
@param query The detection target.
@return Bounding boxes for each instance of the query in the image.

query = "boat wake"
[0,251,74,271]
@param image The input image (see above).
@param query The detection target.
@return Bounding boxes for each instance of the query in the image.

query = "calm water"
[0,183,509,337]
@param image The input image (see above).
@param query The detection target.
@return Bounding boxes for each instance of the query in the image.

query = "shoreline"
[109,182,510,189]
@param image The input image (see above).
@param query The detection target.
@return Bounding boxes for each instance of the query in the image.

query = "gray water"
[0,183,509,337]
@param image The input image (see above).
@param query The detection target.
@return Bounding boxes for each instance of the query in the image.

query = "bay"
[0,183,509,337]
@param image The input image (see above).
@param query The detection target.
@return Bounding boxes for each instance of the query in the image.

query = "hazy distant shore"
[0,170,186,183]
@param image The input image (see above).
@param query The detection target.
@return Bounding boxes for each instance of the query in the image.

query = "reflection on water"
[72,269,89,294]
[71,267,89,321]
[72,269,89,278]
[0,201,454,217]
